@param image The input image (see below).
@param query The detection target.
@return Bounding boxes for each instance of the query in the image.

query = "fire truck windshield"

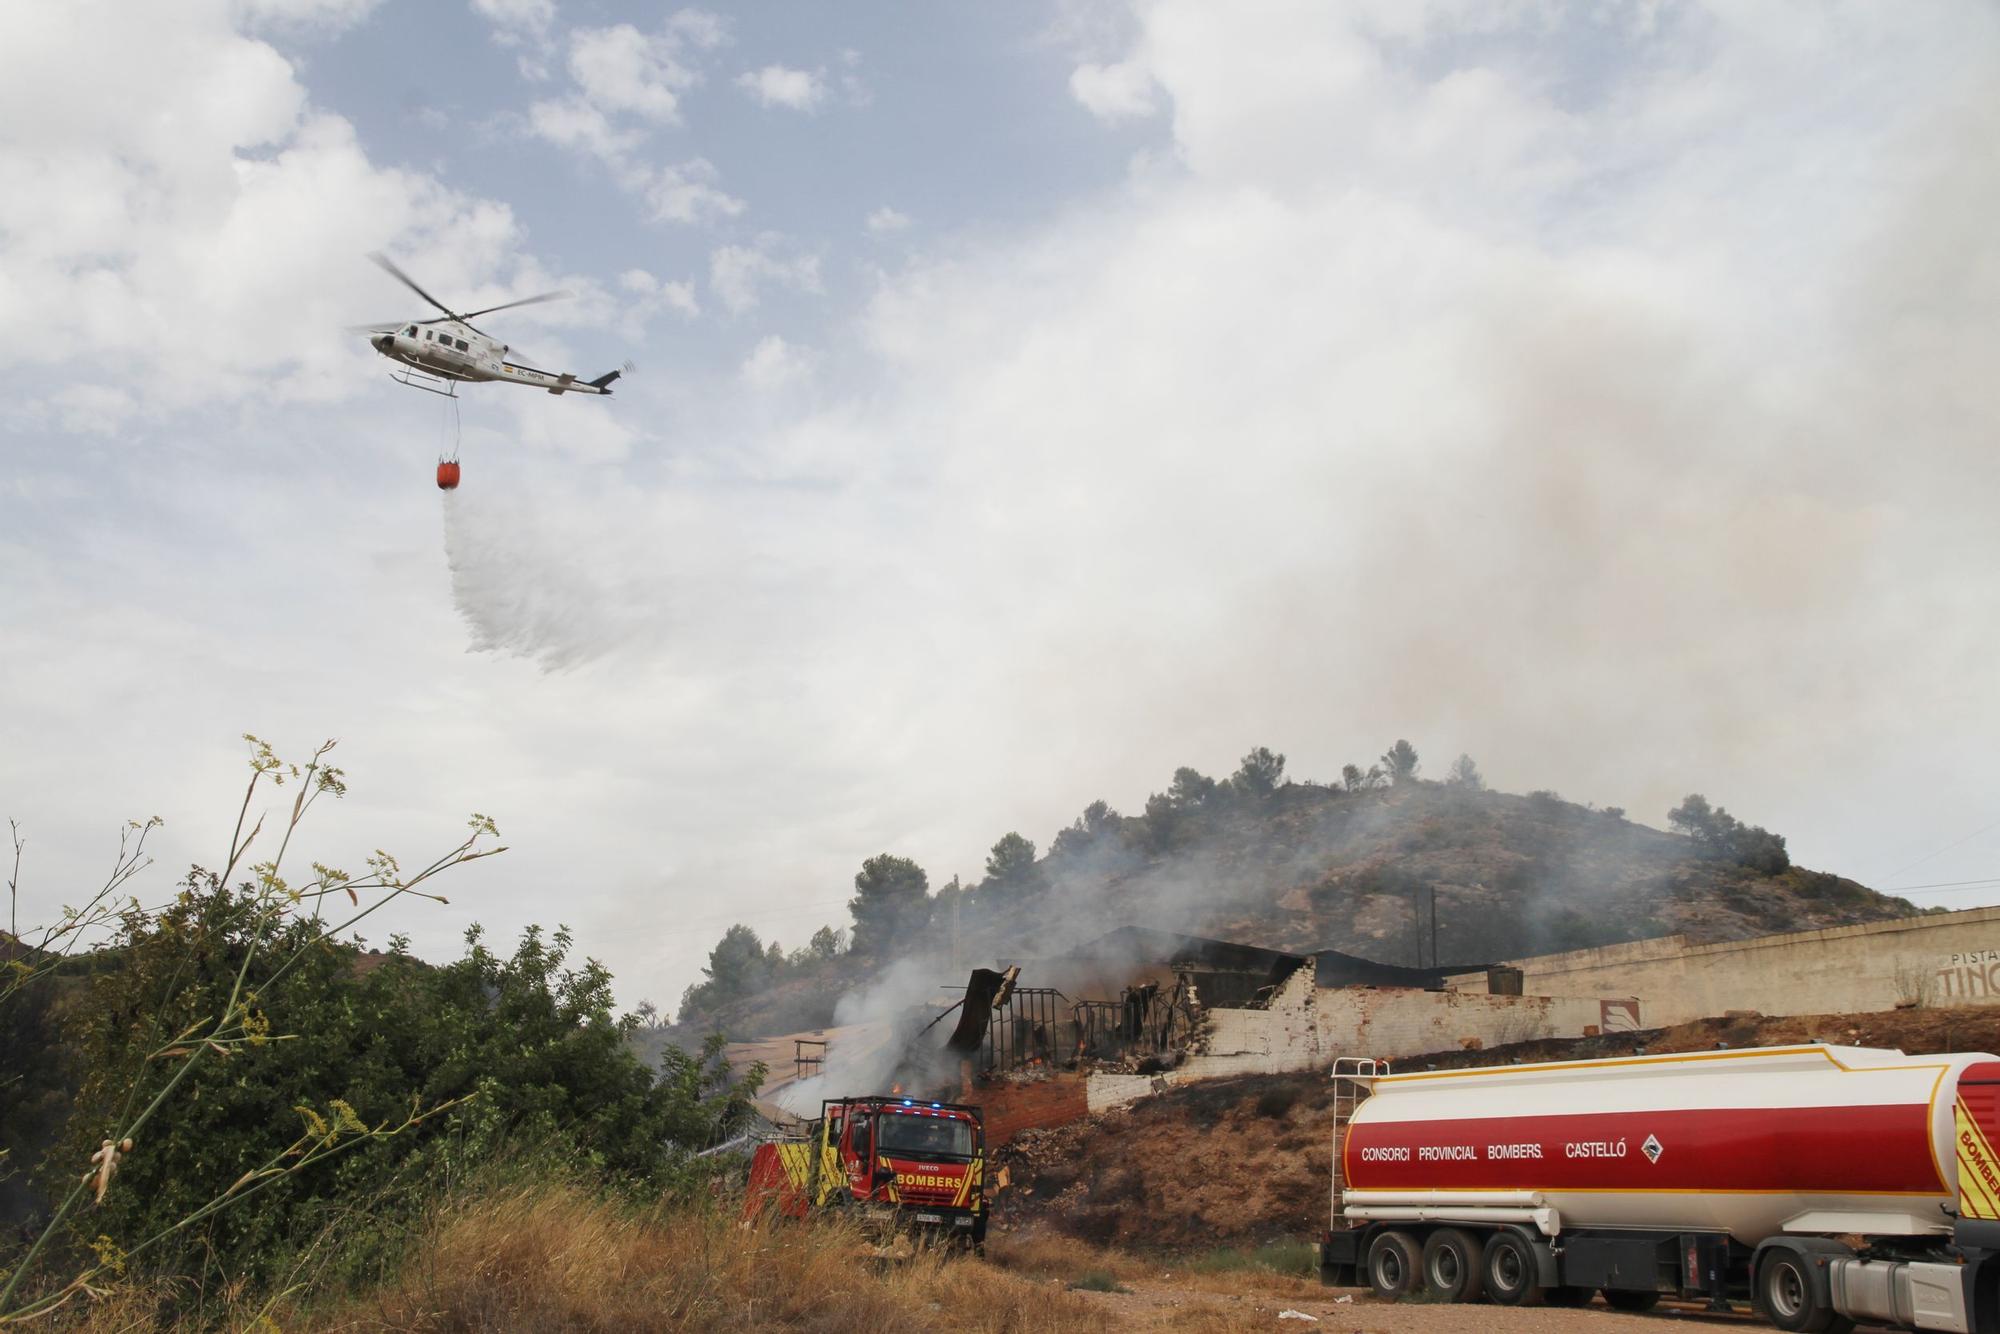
[875,1112,973,1159]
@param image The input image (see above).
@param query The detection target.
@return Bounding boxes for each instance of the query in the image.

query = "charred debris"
[793,927,1466,1103]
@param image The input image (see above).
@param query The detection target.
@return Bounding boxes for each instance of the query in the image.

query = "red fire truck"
[745,1095,988,1247]
[1319,1045,2000,1331]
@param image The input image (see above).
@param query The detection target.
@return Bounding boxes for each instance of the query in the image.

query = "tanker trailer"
[1316,1044,2000,1332]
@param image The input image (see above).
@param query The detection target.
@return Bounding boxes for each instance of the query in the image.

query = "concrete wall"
[1315,986,1627,1058]
[1444,905,2000,1026]
[1139,964,1639,1089]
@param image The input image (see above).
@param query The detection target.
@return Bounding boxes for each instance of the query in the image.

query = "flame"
[890,1083,904,1095]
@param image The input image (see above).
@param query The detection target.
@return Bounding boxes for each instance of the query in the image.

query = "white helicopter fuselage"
[370,322,614,395]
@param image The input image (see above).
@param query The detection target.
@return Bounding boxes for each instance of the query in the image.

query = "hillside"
[1107,782,1910,959]
[671,773,1921,1041]
[994,1003,2000,1251]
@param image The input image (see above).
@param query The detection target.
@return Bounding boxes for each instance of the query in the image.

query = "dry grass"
[984,1228,1327,1303]
[983,1231,1149,1285]
[280,1180,1109,1334]
[42,1188,1332,1331]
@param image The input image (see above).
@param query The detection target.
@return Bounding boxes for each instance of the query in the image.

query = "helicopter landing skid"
[389,366,461,397]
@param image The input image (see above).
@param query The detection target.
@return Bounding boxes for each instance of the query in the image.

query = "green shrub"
[1067,1269,1129,1293]
[42,901,756,1301]
[1189,1239,1316,1277]
[1,738,758,1321]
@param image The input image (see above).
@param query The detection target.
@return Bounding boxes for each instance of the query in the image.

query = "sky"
[3,0,1998,1013]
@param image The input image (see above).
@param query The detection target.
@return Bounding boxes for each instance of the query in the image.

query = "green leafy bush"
[1,738,758,1320]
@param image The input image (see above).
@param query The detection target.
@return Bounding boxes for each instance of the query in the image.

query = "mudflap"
[1952,1224,2000,1334]
[1319,1228,1364,1286]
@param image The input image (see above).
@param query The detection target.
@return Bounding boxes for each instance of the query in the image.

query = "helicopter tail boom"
[544,367,622,396]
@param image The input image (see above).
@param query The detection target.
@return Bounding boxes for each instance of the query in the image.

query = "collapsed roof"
[1063,925,1474,992]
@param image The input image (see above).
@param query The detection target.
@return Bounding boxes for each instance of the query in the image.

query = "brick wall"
[970,1075,1089,1146]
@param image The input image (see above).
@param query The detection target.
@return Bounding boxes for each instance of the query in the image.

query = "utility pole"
[950,886,962,974]
[1429,886,1440,972]
[1411,889,1423,967]
[1412,885,1441,970]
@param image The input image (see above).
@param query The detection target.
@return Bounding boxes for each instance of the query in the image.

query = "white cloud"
[641,157,743,225]
[736,64,826,112]
[49,385,138,436]
[568,23,698,123]
[739,334,812,391]
[11,0,2000,1026]
[865,206,912,235]
[619,267,700,326]
[709,239,823,313]
[524,14,742,226]
[469,0,552,43]
[666,8,728,51]
[231,0,384,33]
[1069,59,1157,121]
[528,96,644,159]
[0,3,574,410]
[439,1,2000,989]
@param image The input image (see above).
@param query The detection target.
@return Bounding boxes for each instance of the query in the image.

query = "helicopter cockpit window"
[404,326,417,337]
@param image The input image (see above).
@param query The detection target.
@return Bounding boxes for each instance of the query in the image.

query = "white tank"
[1342,1044,2000,1242]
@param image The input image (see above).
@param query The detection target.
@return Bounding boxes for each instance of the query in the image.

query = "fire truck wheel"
[1482,1231,1547,1306]
[1603,1289,1660,1311]
[1365,1230,1422,1300]
[1759,1251,1836,1332]
[1420,1229,1484,1303]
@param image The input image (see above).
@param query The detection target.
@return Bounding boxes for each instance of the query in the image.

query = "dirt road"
[1060,1280,1874,1332]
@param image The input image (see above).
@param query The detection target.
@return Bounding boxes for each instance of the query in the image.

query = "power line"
[1881,813,2000,882]
[1883,876,2000,895]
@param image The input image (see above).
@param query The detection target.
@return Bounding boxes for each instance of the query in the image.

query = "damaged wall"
[1444,904,2000,1025]
[1082,964,1635,1108]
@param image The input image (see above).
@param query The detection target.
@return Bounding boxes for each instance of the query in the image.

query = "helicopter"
[353,252,629,399]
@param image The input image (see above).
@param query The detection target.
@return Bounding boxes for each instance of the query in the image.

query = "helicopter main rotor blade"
[368,252,458,320]
[346,321,403,334]
[457,290,572,321]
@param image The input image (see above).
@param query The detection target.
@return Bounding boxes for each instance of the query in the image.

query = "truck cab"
[744,1095,987,1248]
[823,1096,987,1245]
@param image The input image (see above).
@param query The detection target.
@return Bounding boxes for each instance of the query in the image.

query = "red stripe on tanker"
[1336,1045,1998,1240]
[1344,1103,1941,1194]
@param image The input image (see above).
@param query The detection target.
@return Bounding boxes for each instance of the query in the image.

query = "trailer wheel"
[1603,1289,1660,1312]
[1482,1231,1546,1306]
[1421,1228,1485,1303]
[1758,1250,1835,1333]
[1366,1230,1422,1301]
